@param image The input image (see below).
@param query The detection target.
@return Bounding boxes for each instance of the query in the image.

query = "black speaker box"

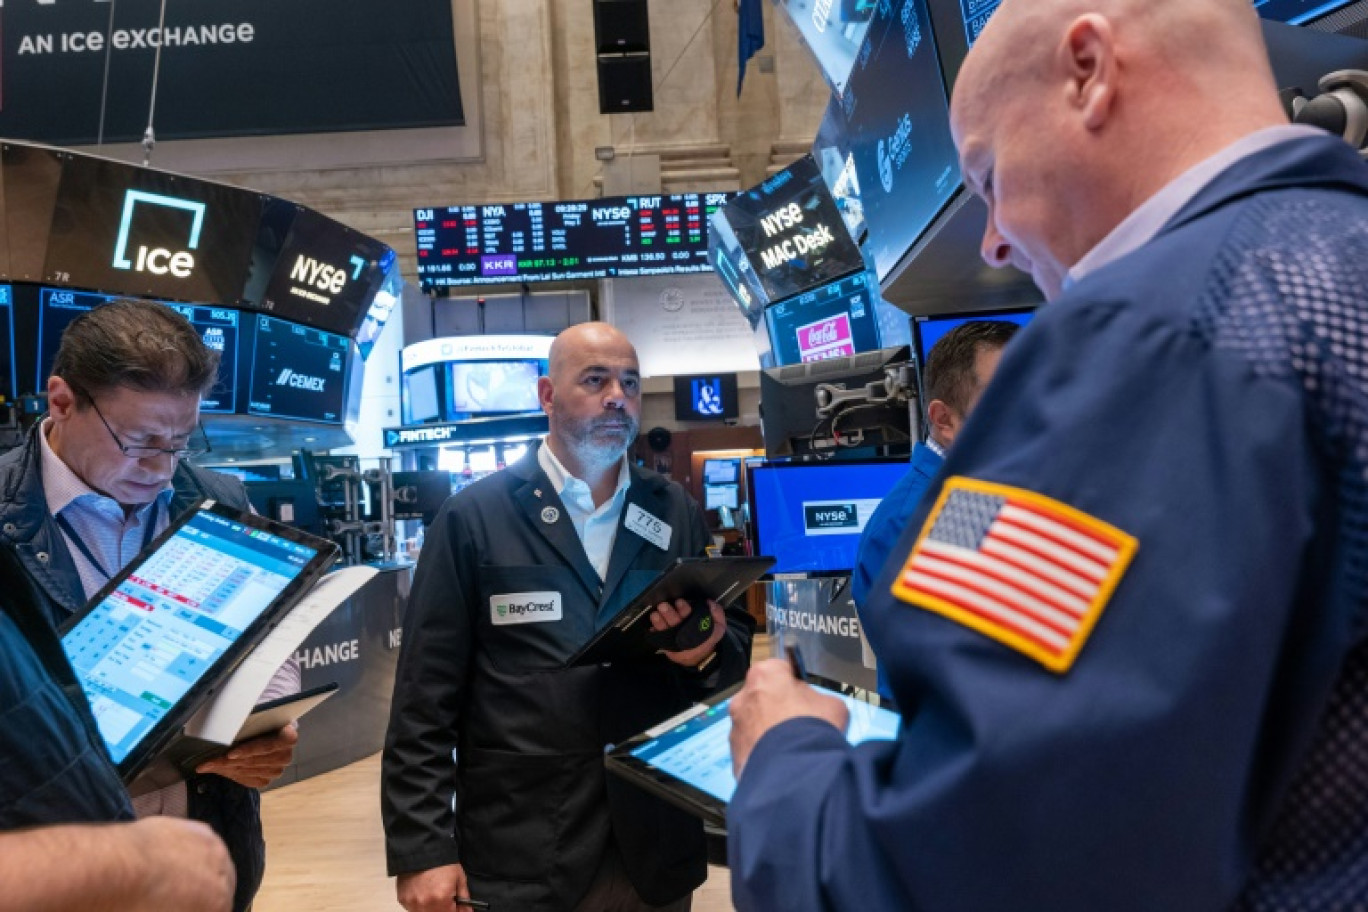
[594,0,650,54]
[597,55,654,113]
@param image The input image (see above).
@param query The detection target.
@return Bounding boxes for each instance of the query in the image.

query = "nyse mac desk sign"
[42,155,260,303]
[0,0,463,145]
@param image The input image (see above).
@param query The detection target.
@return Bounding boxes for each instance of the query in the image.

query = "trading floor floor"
[254,750,737,912]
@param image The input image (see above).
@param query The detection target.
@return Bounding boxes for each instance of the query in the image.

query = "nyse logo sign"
[112,190,205,279]
[289,253,368,297]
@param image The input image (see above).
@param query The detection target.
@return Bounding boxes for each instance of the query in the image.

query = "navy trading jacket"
[0,542,132,827]
[382,442,754,911]
[0,426,266,912]
[728,133,1368,911]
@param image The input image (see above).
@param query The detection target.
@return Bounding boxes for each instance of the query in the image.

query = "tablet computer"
[605,681,901,829]
[60,499,339,784]
[563,556,775,668]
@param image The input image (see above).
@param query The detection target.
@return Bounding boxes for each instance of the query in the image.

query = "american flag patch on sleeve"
[891,477,1138,673]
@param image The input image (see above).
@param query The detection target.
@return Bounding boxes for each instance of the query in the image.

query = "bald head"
[951,0,1285,298]
[539,322,642,479]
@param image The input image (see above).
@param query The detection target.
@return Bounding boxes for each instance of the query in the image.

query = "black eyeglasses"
[78,390,212,460]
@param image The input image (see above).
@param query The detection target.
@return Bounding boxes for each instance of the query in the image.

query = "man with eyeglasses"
[0,298,299,912]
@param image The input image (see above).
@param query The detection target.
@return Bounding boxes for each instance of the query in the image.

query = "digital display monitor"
[747,459,912,576]
[43,154,260,305]
[674,373,739,422]
[1253,0,1360,23]
[247,314,349,423]
[448,360,541,414]
[703,458,741,485]
[911,307,1034,369]
[773,0,878,95]
[710,155,865,304]
[765,272,882,366]
[255,205,397,337]
[36,288,240,413]
[705,485,740,510]
[354,263,403,360]
[844,0,961,280]
[0,284,14,401]
[414,192,731,289]
[403,364,442,425]
[61,506,324,765]
[812,97,866,243]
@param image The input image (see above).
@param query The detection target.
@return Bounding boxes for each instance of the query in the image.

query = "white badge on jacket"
[624,504,672,551]
[490,591,563,625]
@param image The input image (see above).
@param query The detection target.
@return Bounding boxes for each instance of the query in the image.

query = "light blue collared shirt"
[537,438,631,581]
[1066,125,1324,288]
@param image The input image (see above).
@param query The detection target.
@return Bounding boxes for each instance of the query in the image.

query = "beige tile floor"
[254,752,736,911]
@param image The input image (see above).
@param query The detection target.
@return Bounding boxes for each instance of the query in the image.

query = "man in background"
[725,0,1368,908]
[384,322,754,912]
[851,319,1019,700]
[0,299,299,912]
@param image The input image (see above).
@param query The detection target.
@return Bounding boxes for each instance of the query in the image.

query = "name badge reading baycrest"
[625,504,672,551]
[490,591,563,626]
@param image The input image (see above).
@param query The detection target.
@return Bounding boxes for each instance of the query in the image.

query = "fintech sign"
[414,192,731,289]
[0,0,463,145]
[44,155,261,303]
[247,315,348,423]
[845,0,961,280]
[711,154,864,304]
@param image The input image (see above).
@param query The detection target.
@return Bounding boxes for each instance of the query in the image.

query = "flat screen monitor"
[1253,0,1360,24]
[246,314,349,424]
[414,192,731,289]
[710,154,865,304]
[163,303,240,414]
[0,284,14,402]
[255,205,396,337]
[703,458,741,486]
[448,360,541,414]
[812,97,866,243]
[760,345,912,458]
[36,288,240,414]
[747,459,912,576]
[390,470,454,526]
[773,0,878,95]
[844,0,962,280]
[403,364,442,424]
[911,307,1034,369]
[765,271,882,366]
[43,154,260,305]
[243,479,325,538]
[674,373,739,422]
[705,484,740,510]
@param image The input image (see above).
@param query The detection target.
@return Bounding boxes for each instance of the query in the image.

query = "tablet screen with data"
[606,682,900,828]
[61,500,337,780]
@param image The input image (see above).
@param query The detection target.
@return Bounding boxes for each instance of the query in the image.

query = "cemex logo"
[275,368,327,391]
[112,190,205,279]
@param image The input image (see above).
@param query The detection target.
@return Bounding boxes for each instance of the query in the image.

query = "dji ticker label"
[111,190,206,279]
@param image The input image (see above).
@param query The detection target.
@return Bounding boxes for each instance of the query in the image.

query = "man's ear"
[47,375,78,420]
[536,375,555,414]
[1060,13,1118,131]
[926,399,954,440]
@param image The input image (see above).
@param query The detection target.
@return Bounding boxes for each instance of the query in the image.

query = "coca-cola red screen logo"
[797,313,855,363]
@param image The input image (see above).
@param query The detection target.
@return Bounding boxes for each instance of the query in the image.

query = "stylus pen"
[452,899,491,910]
[786,643,811,683]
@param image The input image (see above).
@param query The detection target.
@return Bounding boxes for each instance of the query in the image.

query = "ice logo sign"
[111,190,206,279]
